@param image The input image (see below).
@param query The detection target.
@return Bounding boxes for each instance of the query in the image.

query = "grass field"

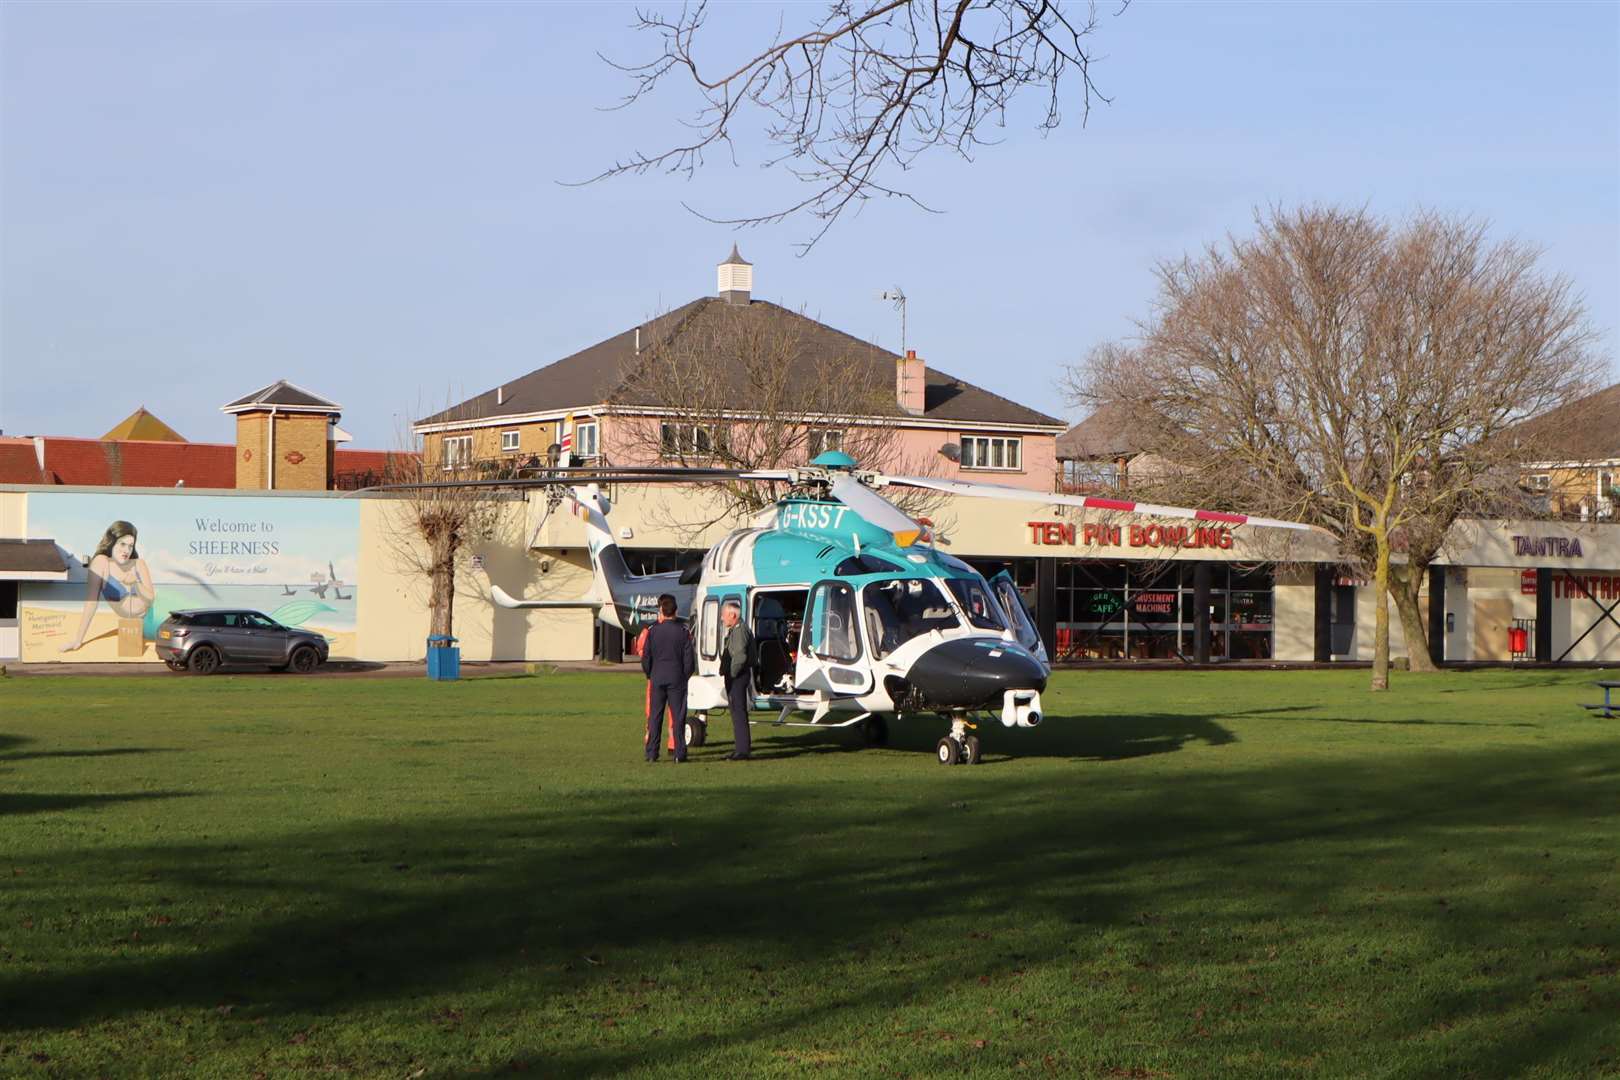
[1,668,1617,1078]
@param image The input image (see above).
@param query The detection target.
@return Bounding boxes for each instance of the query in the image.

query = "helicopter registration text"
[778,504,851,531]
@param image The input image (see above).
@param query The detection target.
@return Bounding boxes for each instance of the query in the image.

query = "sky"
[2,1,1616,450]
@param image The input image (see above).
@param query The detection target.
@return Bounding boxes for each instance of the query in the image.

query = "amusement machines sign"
[1026,520,1235,551]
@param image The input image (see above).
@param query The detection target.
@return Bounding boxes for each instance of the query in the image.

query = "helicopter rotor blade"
[828,475,925,547]
[878,475,1316,532]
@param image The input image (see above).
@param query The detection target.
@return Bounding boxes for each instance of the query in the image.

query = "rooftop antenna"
[878,286,907,357]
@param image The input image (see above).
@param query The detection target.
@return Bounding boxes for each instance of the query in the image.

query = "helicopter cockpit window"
[862,579,960,658]
[944,578,1008,632]
[809,582,861,662]
[992,578,1042,652]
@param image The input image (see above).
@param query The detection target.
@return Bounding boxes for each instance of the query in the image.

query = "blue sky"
[2,1,1616,449]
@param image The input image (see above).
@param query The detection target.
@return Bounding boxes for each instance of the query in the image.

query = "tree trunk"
[429,559,455,641]
[1388,564,1440,673]
[1371,532,1391,692]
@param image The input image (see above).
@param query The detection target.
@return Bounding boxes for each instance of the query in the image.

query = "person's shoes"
[725,752,751,761]
[646,756,658,763]
[672,756,687,764]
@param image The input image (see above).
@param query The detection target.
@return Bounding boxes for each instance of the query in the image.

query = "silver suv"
[156,609,329,675]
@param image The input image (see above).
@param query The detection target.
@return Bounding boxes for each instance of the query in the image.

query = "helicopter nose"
[906,637,1048,711]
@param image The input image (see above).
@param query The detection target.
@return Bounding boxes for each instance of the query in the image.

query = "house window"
[962,435,1022,471]
[807,429,844,459]
[1527,474,1551,491]
[575,421,599,461]
[660,423,719,458]
[442,435,473,469]
[1601,471,1614,496]
[500,430,521,452]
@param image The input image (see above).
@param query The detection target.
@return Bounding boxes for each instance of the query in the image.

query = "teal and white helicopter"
[476,451,1312,766]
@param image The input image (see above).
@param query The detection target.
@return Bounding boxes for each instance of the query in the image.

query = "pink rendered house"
[415,249,1065,488]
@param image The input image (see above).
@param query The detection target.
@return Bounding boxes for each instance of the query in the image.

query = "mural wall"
[23,493,359,662]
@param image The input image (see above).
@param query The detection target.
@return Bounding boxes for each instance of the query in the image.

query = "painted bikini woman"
[61,520,157,652]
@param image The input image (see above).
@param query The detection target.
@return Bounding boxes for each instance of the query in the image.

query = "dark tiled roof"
[417,297,1063,429]
[1513,383,1620,461]
[222,380,341,412]
[1057,404,1149,460]
[0,538,68,575]
[722,244,751,267]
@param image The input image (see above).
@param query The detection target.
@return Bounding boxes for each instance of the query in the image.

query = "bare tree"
[379,422,511,644]
[1071,206,1598,690]
[611,300,947,538]
[586,0,1125,251]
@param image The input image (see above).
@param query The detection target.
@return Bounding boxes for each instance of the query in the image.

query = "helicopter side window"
[699,597,720,661]
[945,578,1008,632]
[809,582,861,663]
[861,579,960,658]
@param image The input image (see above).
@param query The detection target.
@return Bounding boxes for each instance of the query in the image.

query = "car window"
[192,613,224,627]
[244,613,278,629]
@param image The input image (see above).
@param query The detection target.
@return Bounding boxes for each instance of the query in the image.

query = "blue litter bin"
[426,634,460,680]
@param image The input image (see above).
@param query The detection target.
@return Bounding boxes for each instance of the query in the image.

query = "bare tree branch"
[579,0,1125,251]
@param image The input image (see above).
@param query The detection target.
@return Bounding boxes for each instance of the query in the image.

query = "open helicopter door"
[988,570,1049,669]
[687,586,742,713]
[796,580,873,719]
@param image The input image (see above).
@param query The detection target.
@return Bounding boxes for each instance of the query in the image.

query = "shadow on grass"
[0,747,177,763]
[747,707,1279,764]
[0,791,196,816]
[1,742,1615,1076]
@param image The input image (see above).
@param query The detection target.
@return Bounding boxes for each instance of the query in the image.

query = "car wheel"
[187,646,221,675]
[288,646,321,674]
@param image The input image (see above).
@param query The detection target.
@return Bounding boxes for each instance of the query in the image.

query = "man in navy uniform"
[719,599,755,760]
[641,594,695,763]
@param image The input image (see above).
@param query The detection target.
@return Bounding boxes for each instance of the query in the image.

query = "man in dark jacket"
[641,594,696,763]
[719,599,755,760]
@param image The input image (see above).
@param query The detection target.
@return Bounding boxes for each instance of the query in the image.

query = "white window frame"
[500,430,521,453]
[1527,473,1551,491]
[961,434,1023,472]
[575,420,599,461]
[660,423,720,459]
[442,435,474,470]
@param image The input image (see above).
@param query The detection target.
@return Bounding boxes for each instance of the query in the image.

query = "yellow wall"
[235,413,331,490]
[356,497,596,662]
[0,491,25,536]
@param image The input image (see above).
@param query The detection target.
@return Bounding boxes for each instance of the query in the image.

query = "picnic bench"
[1581,681,1619,718]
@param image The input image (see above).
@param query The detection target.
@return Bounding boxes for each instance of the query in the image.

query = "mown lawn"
[1,667,1617,1078]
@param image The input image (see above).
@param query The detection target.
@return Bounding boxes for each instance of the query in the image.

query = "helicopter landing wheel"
[935,737,961,766]
[961,734,982,765]
[684,717,707,749]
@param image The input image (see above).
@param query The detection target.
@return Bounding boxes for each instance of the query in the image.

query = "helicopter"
[474,450,1313,766]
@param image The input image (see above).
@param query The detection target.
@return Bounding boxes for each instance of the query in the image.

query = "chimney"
[896,349,926,415]
[717,244,753,306]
